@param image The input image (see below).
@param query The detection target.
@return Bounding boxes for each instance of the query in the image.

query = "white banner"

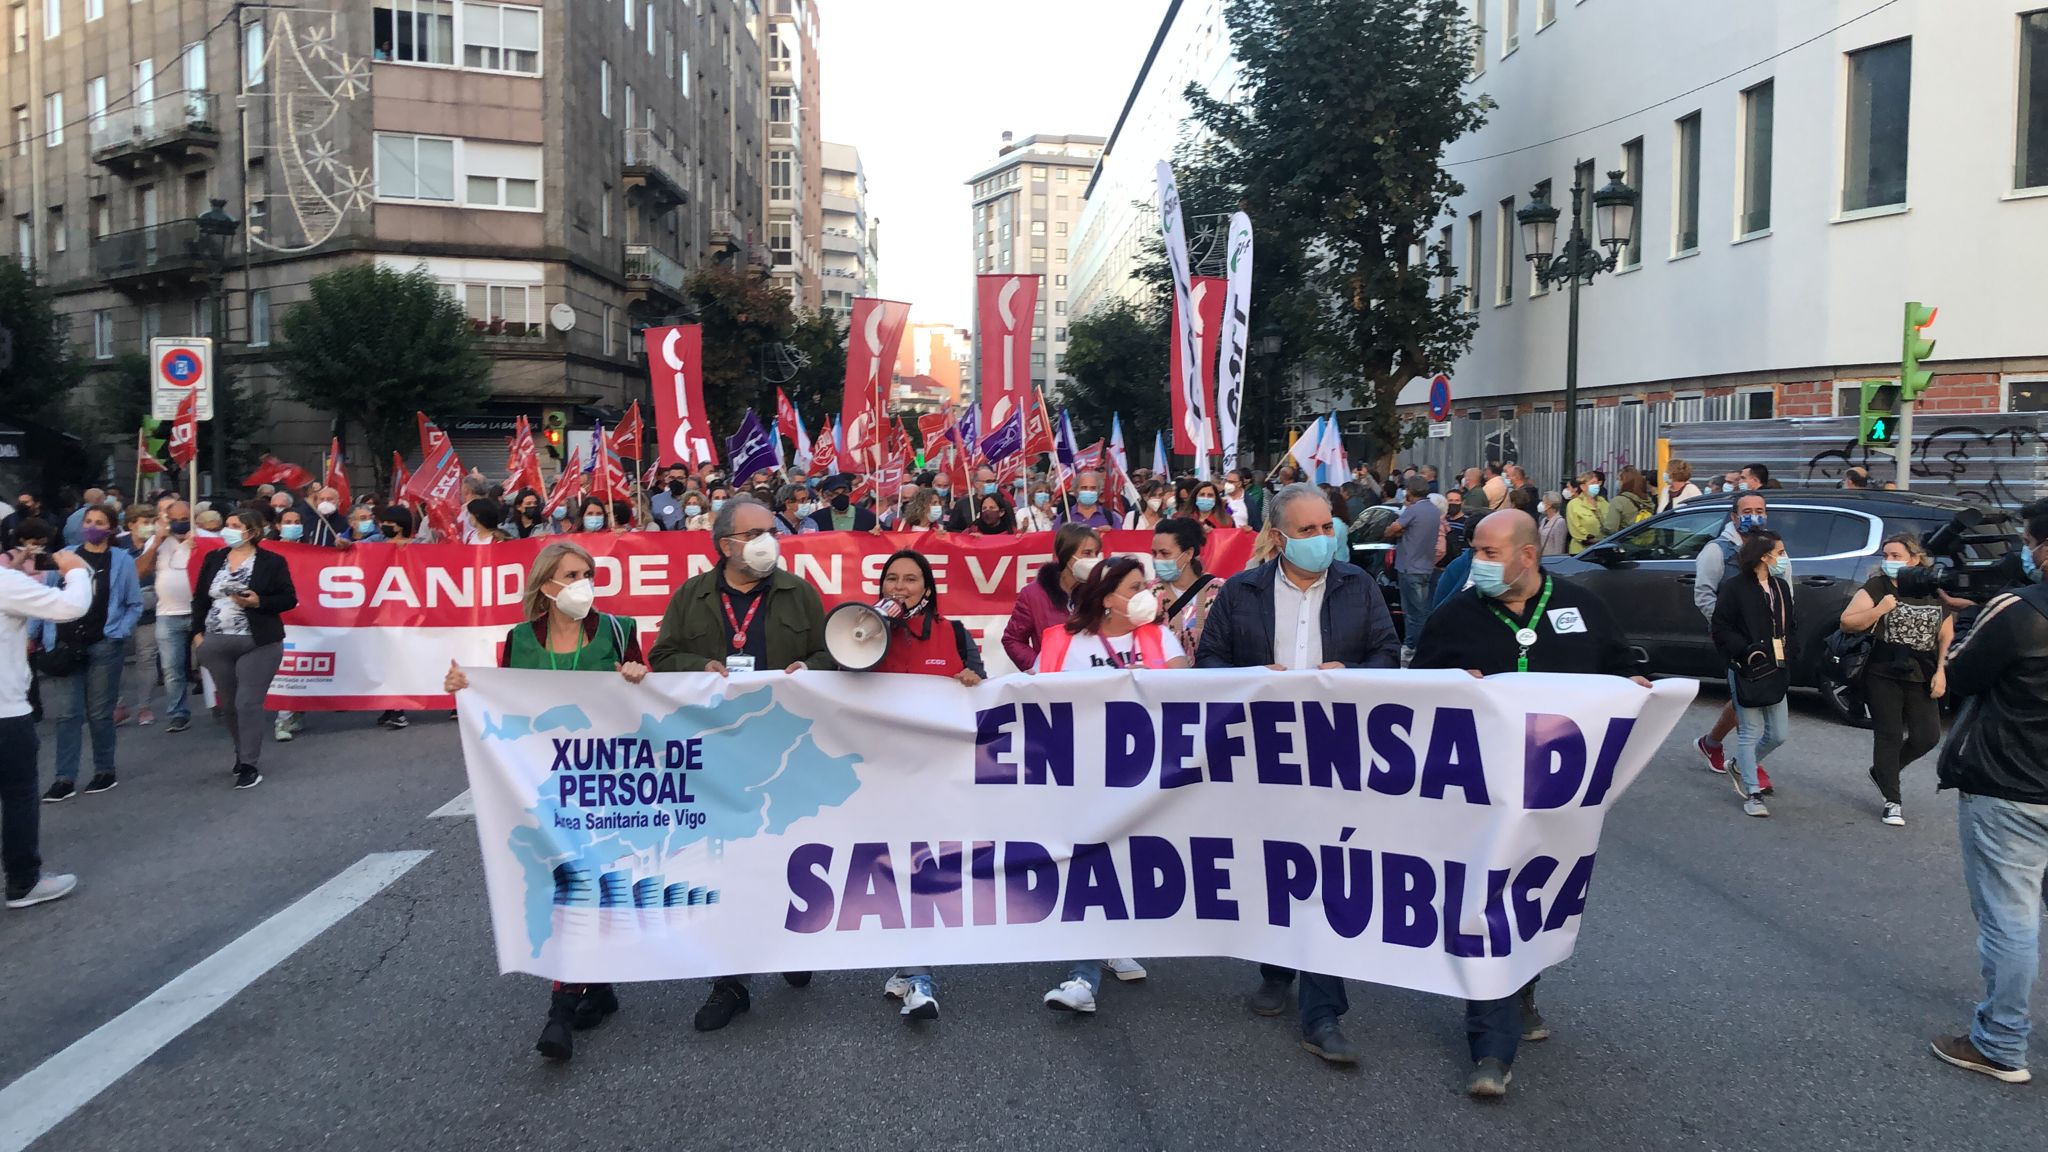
[1156,161,1212,478]
[1215,211,1253,473]
[458,668,1696,1000]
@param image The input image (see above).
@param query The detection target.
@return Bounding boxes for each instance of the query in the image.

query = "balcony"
[622,129,689,211]
[91,220,217,292]
[708,209,744,257]
[90,94,222,171]
[821,229,861,256]
[624,244,687,308]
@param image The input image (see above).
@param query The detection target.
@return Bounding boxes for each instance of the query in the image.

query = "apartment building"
[818,138,867,320]
[964,131,1103,399]
[2,0,768,476]
[762,0,819,312]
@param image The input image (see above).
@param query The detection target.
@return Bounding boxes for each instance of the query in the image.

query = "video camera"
[1895,507,2026,602]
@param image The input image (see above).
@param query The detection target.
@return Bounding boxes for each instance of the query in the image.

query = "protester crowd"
[3,443,2045,1099]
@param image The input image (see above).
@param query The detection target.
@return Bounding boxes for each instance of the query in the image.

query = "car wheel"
[1819,671,1871,729]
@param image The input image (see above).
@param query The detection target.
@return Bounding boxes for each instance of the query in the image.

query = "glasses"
[721,528,773,543]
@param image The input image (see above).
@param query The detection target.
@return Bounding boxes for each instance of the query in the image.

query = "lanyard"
[547,632,590,672]
[1485,576,1554,673]
[722,590,764,651]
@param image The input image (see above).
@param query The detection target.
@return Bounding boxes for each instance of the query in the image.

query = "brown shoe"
[1931,1034,2031,1083]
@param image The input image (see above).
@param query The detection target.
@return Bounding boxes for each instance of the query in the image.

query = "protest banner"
[455,667,1696,998]
[254,530,1258,709]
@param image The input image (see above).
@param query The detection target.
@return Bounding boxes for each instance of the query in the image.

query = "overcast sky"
[820,0,1168,328]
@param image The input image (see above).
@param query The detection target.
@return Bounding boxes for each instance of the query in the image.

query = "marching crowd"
[2,452,2046,1097]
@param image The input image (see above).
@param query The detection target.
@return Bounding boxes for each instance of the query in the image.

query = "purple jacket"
[1002,563,1073,672]
[1055,505,1116,530]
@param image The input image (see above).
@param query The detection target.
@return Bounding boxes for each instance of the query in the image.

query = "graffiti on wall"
[1805,423,2048,508]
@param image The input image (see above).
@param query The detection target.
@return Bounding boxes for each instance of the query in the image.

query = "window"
[1471,0,1485,76]
[11,5,26,54]
[645,4,653,53]
[1843,38,1912,212]
[2011,378,2048,412]
[246,20,265,84]
[1769,510,1866,559]
[1056,168,1068,181]
[1054,300,1066,314]
[461,2,539,73]
[459,283,536,332]
[374,132,456,201]
[142,303,162,343]
[1494,197,1514,304]
[42,92,60,147]
[1538,0,1553,27]
[1437,225,1454,297]
[1055,221,1067,236]
[12,215,29,261]
[1030,220,1045,235]
[1464,211,1481,312]
[133,58,155,110]
[46,206,62,254]
[678,50,688,97]
[464,141,542,209]
[183,41,205,93]
[600,59,611,117]
[1502,0,1518,55]
[1612,509,1726,562]
[769,85,792,125]
[1031,326,1045,341]
[2021,12,2048,189]
[600,184,611,236]
[92,310,113,359]
[665,29,673,75]
[40,0,54,37]
[90,196,108,240]
[1574,159,1596,242]
[769,149,793,201]
[1528,179,1550,296]
[769,220,791,264]
[1743,388,1775,419]
[85,0,100,22]
[190,298,211,338]
[1620,137,1643,268]
[1030,193,1046,209]
[1032,165,1047,179]
[249,290,271,345]
[1055,327,1067,342]
[1055,248,1067,263]
[623,85,634,129]
[1674,111,1700,252]
[622,0,632,27]
[603,304,616,355]
[1739,80,1774,235]
[1031,246,1046,262]
[86,76,105,131]
[10,106,22,156]
[1834,382,1863,417]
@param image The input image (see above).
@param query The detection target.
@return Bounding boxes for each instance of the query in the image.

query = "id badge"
[1771,638,1785,664]
[725,655,757,674]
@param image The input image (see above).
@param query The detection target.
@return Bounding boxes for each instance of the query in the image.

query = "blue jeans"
[1725,672,1787,795]
[1958,792,2048,1069]
[1062,961,1099,995]
[154,613,192,721]
[45,637,124,782]
[1298,971,1349,1032]
[1399,572,1435,649]
[1464,976,1537,1064]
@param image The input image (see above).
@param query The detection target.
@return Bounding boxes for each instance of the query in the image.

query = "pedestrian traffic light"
[1901,301,1937,402]
[1859,380,1901,448]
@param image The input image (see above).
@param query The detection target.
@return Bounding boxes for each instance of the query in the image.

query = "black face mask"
[830,493,851,512]
[168,519,191,536]
[668,480,687,497]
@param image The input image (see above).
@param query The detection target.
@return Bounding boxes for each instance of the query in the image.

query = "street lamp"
[1515,168,1637,478]
[1254,323,1283,469]
[194,198,240,498]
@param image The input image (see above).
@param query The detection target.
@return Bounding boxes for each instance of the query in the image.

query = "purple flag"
[957,405,980,459]
[1055,409,1080,467]
[725,410,779,481]
[978,406,1026,464]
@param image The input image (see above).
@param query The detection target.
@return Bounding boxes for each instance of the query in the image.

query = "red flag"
[242,454,314,490]
[644,325,715,467]
[918,412,971,494]
[887,418,913,468]
[137,428,167,475]
[808,420,839,478]
[324,437,352,507]
[543,448,584,519]
[389,452,412,507]
[1170,275,1228,454]
[597,426,629,506]
[775,388,801,464]
[506,416,544,495]
[1024,389,1056,458]
[976,274,1039,434]
[401,413,464,540]
[612,401,644,461]
[872,461,908,504]
[839,298,914,473]
[168,389,198,468]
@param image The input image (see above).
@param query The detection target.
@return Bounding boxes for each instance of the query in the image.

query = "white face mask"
[798,502,818,517]
[550,578,595,620]
[1145,497,1163,512]
[740,532,781,577]
[315,501,338,517]
[1123,588,1160,627]
[1069,556,1100,582]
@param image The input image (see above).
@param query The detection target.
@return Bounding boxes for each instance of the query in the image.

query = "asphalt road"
[3,687,2044,1152]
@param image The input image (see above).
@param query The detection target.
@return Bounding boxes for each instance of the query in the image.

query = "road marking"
[0,850,432,1152]
[429,789,474,818]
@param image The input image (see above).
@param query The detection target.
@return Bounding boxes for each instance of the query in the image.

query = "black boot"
[536,986,579,1060]
[782,971,813,988]
[694,977,751,1031]
[572,983,620,1030]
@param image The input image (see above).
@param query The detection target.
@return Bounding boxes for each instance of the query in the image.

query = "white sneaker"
[1743,795,1770,818]
[1043,978,1097,1013]
[273,718,294,742]
[1101,957,1147,982]
[6,873,78,909]
[900,976,938,1021]
[1882,802,1905,827]
[882,973,914,999]
[285,711,304,734]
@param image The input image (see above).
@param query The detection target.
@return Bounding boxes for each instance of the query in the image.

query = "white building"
[1404,0,2048,429]
[820,141,870,321]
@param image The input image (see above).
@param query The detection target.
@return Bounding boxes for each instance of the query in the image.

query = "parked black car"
[1546,490,2023,724]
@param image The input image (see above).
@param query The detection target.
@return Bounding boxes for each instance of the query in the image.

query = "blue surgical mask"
[982,483,998,497]
[1586,483,1602,498]
[1880,560,1905,579]
[1469,557,1511,598]
[552,505,569,520]
[1078,490,1099,506]
[1153,558,1182,584]
[278,523,304,542]
[1033,492,1050,508]
[1195,496,1216,513]
[1282,533,1337,574]
[1738,481,1752,492]
[2023,544,2041,582]
[1769,556,1791,578]
[711,499,726,513]
[582,514,607,532]
[221,527,247,548]
[1738,513,1767,533]
[352,520,375,537]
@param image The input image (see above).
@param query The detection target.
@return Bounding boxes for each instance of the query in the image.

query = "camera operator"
[1839,533,1954,828]
[1929,501,2048,1085]
[1,525,92,907]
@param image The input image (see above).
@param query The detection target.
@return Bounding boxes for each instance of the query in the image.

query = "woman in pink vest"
[870,549,984,1024]
[1001,523,1102,672]
[1038,556,1188,1015]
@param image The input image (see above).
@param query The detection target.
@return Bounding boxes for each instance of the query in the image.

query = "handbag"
[1732,649,1789,708]
[1823,627,1872,686]
[32,640,89,678]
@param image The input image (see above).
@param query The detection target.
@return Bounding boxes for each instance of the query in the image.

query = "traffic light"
[1901,301,1937,401]
[1859,380,1901,448]
[542,409,567,459]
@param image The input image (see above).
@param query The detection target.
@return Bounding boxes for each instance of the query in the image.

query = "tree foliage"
[1060,298,1170,454]
[783,307,848,432]
[0,259,83,421]
[686,265,797,440]
[274,263,491,481]
[89,353,269,485]
[1185,0,1488,456]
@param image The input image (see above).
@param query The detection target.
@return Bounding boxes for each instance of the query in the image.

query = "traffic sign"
[1428,373,1452,422]
[1427,420,1452,440]
[150,338,214,421]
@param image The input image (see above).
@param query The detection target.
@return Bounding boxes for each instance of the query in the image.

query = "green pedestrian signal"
[1901,301,1937,402]
[1859,380,1901,447]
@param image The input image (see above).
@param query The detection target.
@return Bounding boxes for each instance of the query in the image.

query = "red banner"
[976,274,1039,433]
[645,325,715,468]
[1170,275,1227,455]
[240,529,1257,709]
[168,389,198,468]
[840,298,913,474]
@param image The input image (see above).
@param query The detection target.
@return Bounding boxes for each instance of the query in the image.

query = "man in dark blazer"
[805,473,877,532]
[1195,482,1400,1066]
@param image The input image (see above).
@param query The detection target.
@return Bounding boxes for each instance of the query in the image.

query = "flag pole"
[133,428,145,506]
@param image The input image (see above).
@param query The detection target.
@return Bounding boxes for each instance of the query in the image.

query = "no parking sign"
[150,337,214,421]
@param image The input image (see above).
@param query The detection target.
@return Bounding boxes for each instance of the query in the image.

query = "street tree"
[1060,298,1170,453]
[275,263,491,487]
[686,265,797,440]
[0,258,83,421]
[1185,0,1488,457]
[783,308,848,434]
[91,353,269,483]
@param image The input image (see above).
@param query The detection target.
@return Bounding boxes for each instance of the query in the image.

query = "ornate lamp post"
[194,198,241,496]
[1516,169,1638,478]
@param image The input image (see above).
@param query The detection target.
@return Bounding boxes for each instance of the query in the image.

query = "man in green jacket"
[647,494,834,1032]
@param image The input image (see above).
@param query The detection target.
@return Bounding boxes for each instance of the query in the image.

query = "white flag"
[1215,212,1254,473]
[1156,161,1212,479]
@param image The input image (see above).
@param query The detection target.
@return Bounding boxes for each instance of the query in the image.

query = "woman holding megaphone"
[866,549,986,1024]
[442,540,648,1063]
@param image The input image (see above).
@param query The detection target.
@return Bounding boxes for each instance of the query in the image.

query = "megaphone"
[825,599,903,671]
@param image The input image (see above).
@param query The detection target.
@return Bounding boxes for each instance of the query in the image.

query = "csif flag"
[506,416,544,496]
[644,325,715,467]
[839,298,914,473]
[1169,275,1227,460]
[611,401,644,461]
[978,405,1026,464]
[402,414,464,540]
[543,447,584,521]
[975,274,1039,434]
[725,410,780,483]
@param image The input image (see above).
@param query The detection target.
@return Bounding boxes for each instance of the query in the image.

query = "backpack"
[1627,494,1653,525]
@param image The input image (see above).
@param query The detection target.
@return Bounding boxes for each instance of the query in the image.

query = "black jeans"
[0,713,42,896]
[1464,977,1538,1065]
[1865,671,1942,805]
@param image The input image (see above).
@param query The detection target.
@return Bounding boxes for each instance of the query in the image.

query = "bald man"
[1411,508,1644,1099]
